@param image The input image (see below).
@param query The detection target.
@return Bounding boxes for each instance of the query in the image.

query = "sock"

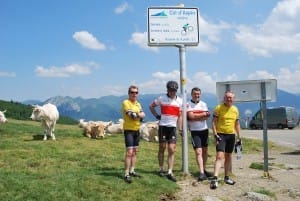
[125,170,129,176]
[168,169,172,175]
[130,167,135,173]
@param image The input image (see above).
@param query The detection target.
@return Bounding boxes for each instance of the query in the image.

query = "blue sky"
[0,0,299,101]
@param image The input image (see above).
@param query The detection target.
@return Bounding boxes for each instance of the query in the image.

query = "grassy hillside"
[0,100,78,125]
[0,119,278,201]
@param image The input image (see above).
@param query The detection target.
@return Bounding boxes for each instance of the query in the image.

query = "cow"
[30,103,59,141]
[106,119,124,135]
[79,119,113,136]
[0,110,8,124]
[82,122,106,139]
[139,121,159,142]
[78,119,89,128]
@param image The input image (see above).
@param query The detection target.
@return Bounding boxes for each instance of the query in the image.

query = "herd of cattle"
[0,103,159,142]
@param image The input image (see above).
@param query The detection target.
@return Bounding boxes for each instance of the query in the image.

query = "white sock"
[130,167,135,173]
[168,169,172,175]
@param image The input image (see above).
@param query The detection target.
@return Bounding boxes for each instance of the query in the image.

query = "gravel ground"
[174,148,300,201]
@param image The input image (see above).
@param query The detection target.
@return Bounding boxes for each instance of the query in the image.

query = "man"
[210,91,241,189]
[122,85,145,183]
[187,87,212,181]
[149,80,183,182]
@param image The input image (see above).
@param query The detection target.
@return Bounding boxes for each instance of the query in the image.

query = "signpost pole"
[178,44,189,175]
[261,82,269,177]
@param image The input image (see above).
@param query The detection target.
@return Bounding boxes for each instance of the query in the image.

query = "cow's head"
[0,110,7,123]
[30,105,45,121]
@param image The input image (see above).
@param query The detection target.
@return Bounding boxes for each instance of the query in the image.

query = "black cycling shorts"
[191,129,209,149]
[216,133,235,153]
[158,126,177,144]
[124,130,140,148]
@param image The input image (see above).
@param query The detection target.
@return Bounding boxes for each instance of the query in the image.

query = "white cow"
[79,119,113,136]
[106,119,124,135]
[82,121,106,139]
[0,110,7,124]
[78,119,89,128]
[30,103,59,141]
[140,121,159,142]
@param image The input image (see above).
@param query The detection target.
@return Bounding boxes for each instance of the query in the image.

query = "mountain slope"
[20,89,299,123]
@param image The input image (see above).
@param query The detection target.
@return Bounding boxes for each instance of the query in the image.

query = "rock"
[244,192,271,201]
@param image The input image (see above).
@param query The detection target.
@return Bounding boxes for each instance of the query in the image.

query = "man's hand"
[215,134,222,143]
[235,138,242,152]
[130,112,138,119]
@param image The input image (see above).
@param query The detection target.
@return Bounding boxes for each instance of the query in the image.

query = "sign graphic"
[148,7,199,46]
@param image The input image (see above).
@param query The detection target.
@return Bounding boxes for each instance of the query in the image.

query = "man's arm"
[149,102,160,120]
[187,111,210,121]
[235,119,241,139]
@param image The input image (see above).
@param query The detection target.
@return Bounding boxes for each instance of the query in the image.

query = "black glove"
[205,111,210,117]
[234,139,242,153]
[215,135,222,142]
[156,115,161,120]
[130,112,138,119]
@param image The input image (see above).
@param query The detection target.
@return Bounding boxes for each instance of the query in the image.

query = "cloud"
[129,32,159,52]
[0,71,16,77]
[248,66,300,94]
[194,15,231,53]
[152,70,180,80]
[88,65,300,98]
[188,71,216,93]
[235,0,300,56]
[135,70,181,94]
[141,64,300,96]
[73,31,106,50]
[35,63,98,77]
[115,2,129,14]
[248,71,276,80]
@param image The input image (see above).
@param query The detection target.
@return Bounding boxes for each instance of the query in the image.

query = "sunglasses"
[130,91,138,94]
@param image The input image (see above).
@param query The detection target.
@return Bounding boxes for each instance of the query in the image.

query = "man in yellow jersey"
[122,85,145,183]
[210,91,241,189]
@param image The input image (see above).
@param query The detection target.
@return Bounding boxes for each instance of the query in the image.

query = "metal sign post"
[178,44,188,174]
[260,82,269,177]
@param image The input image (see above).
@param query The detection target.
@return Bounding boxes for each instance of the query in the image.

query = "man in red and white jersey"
[149,80,183,182]
[187,87,212,182]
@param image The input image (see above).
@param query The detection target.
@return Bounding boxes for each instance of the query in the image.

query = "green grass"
[0,119,279,201]
[253,187,276,199]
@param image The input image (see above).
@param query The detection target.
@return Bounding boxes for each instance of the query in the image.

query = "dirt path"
[175,149,300,201]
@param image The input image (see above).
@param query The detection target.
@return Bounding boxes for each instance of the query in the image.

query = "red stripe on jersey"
[192,110,206,114]
[161,105,180,116]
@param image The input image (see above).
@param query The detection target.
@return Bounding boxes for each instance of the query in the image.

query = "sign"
[147,7,199,46]
[216,79,277,103]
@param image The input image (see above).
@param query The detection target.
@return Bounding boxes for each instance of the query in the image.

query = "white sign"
[216,79,277,103]
[148,7,199,46]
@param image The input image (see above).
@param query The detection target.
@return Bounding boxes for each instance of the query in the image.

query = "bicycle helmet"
[166,80,178,91]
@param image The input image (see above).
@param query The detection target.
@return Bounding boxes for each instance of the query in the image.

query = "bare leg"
[158,142,166,170]
[167,143,176,173]
[213,151,224,177]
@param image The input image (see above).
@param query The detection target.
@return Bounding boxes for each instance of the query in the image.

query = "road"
[242,127,300,149]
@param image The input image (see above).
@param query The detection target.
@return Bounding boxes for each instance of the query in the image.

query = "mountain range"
[22,89,300,123]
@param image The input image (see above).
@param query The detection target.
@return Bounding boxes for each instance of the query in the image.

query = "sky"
[1,0,300,102]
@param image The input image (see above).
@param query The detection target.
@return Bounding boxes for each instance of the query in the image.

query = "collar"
[191,99,199,104]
